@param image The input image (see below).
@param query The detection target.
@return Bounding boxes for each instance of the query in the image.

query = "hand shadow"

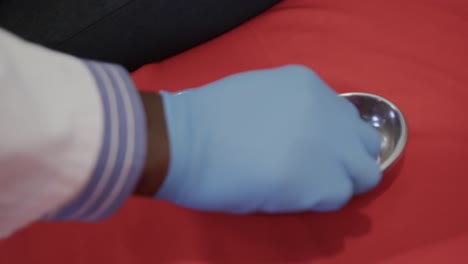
[190,209,370,263]
[156,157,404,264]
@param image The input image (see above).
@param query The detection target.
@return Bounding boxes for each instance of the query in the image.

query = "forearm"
[0,27,169,237]
[48,76,170,220]
[46,60,150,221]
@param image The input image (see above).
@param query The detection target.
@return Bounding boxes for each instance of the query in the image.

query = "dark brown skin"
[133,92,170,197]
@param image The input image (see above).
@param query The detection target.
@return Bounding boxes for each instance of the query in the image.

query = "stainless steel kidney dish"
[341,92,408,171]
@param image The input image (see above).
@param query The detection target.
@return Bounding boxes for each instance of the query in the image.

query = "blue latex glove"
[156,65,382,213]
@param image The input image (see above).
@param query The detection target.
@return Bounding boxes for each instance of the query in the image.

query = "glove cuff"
[154,90,193,203]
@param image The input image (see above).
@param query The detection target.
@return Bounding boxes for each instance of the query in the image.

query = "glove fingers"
[308,158,354,212]
[357,119,382,159]
[346,142,383,195]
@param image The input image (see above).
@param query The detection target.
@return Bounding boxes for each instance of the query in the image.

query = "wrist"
[152,90,198,203]
[133,92,170,197]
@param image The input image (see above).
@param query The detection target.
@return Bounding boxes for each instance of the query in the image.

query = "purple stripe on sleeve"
[47,60,147,221]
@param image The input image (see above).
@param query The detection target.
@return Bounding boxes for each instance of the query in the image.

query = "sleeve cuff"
[47,60,147,221]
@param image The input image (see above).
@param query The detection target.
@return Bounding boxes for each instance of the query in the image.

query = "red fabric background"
[2,0,468,263]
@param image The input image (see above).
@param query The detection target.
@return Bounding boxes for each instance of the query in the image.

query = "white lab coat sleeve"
[0,28,147,238]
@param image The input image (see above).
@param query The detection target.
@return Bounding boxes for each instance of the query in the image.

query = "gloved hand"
[156,65,382,213]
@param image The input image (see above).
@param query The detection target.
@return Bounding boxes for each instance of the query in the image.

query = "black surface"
[0,0,280,71]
